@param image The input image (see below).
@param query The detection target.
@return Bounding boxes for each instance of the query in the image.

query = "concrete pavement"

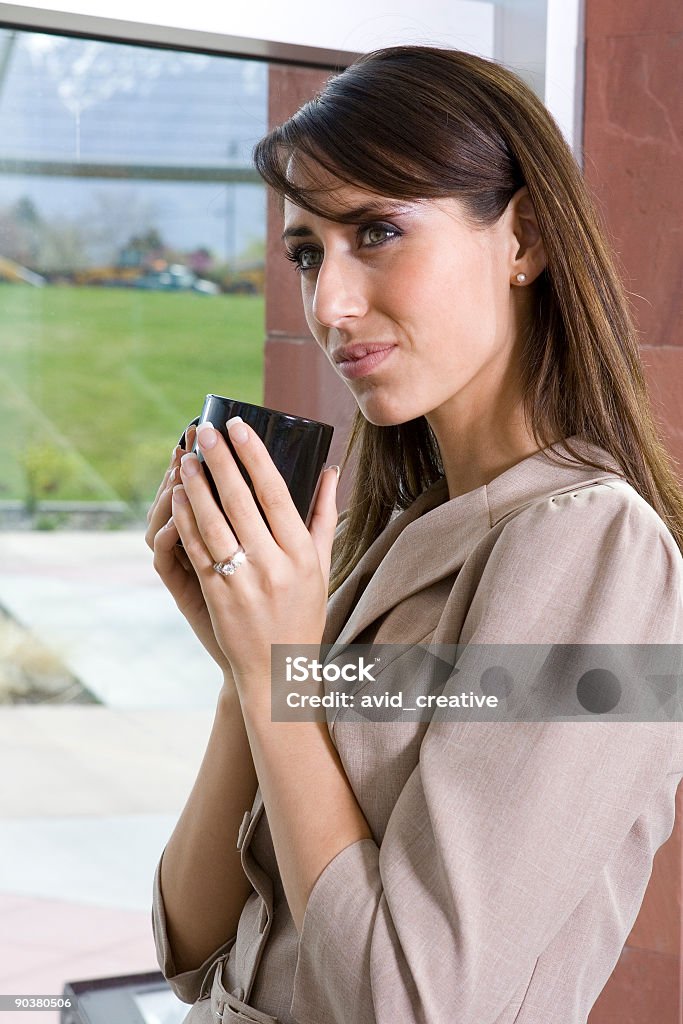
[0,531,223,708]
[0,531,226,1022]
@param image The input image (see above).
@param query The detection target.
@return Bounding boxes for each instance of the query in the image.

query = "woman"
[146,46,683,1024]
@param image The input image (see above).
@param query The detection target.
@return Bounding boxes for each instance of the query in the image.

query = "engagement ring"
[213,546,247,576]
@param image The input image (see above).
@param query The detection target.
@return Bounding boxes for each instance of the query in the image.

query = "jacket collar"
[323,436,625,649]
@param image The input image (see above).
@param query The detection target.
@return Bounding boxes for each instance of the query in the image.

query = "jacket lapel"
[327,482,492,648]
[247,438,625,844]
[322,476,450,646]
[323,436,625,651]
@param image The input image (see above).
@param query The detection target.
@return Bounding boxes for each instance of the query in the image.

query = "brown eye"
[359,223,401,248]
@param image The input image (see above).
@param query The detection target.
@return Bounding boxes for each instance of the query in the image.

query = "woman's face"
[282,162,532,431]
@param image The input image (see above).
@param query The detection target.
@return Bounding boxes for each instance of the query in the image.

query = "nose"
[310,252,368,328]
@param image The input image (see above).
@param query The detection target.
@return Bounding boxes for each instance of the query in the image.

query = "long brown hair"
[253,45,683,593]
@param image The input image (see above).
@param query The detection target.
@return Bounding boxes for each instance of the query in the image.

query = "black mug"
[178,395,334,531]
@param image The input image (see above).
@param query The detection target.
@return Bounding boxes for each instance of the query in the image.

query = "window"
[0,28,266,531]
[0,26,273,1016]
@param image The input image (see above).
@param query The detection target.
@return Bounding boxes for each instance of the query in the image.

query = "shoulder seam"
[490,477,624,531]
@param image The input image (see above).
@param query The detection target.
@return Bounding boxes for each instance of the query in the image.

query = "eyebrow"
[281,201,414,242]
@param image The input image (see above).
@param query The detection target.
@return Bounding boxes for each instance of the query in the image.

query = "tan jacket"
[152,436,683,1024]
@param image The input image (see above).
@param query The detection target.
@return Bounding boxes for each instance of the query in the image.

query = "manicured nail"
[168,466,178,485]
[226,416,249,444]
[163,515,175,530]
[180,452,199,477]
[170,444,180,464]
[196,422,217,450]
[326,464,340,480]
[172,484,188,504]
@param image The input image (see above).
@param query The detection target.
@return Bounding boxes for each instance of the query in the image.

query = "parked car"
[134,264,220,295]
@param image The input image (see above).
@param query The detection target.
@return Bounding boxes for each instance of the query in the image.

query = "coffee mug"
[178,395,334,531]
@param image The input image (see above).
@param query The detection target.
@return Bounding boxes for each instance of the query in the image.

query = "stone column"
[263,65,357,509]
[584,2,683,1021]
[583,0,683,471]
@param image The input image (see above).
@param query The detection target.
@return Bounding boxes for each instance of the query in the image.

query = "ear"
[508,186,546,285]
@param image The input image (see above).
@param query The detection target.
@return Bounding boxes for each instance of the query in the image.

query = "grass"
[0,283,264,508]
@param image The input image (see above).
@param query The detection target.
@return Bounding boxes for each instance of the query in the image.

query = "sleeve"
[151,846,237,1004]
[149,509,352,1007]
[289,484,683,1024]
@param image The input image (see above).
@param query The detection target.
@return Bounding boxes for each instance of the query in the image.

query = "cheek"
[301,281,323,341]
[434,255,502,335]
[413,271,505,377]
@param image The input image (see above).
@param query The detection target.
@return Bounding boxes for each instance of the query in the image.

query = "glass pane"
[0,28,266,523]
[0,26,274,1020]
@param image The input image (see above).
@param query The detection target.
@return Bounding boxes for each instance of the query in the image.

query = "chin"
[356,396,424,428]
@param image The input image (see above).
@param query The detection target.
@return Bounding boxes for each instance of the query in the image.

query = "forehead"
[282,153,399,224]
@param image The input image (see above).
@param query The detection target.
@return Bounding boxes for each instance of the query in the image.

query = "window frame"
[0,2,357,69]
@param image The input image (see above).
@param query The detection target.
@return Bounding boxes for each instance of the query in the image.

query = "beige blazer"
[152,436,683,1024]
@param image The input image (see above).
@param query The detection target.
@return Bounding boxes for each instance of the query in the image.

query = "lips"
[332,343,396,364]
[333,344,396,380]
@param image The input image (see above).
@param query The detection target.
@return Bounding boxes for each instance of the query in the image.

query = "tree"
[79,188,161,266]
[0,196,44,267]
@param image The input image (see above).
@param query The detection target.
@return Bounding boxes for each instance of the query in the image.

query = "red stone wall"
[584,2,683,1021]
[263,65,358,507]
[583,0,683,471]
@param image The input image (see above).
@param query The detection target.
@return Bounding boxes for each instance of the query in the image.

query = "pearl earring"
[515,273,527,283]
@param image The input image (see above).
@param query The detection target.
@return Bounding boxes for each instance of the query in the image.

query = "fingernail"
[180,452,199,477]
[170,444,180,463]
[326,464,340,480]
[196,422,217,450]
[172,484,188,504]
[163,515,175,529]
[168,466,178,485]
[226,416,249,444]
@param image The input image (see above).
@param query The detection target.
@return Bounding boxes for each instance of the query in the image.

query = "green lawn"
[0,283,264,508]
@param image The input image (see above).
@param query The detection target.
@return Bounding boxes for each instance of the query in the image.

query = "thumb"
[308,464,340,578]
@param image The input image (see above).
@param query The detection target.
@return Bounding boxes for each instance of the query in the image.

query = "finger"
[153,513,197,579]
[147,469,171,524]
[172,480,237,575]
[190,423,273,554]
[308,465,340,579]
[220,417,309,554]
[147,446,182,524]
[152,513,182,574]
[184,423,197,451]
[144,466,180,549]
[175,543,193,573]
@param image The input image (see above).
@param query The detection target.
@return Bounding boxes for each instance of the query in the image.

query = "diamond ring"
[212,546,247,576]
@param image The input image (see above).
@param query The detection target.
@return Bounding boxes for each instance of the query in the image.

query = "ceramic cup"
[178,394,334,531]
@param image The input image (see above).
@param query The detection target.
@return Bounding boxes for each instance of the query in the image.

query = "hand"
[171,417,339,692]
[145,424,235,679]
